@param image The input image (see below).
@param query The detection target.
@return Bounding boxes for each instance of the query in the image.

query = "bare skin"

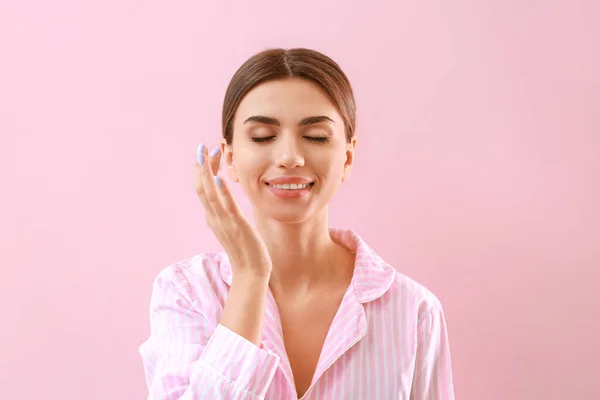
[196,77,357,397]
[274,246,355,397]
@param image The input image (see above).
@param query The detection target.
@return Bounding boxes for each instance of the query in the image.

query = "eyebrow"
[243,115,335,127]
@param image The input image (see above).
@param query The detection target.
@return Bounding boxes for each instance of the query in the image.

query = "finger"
[195,143,216,217]
[213,174,244,219]
[208,145,222,175]
[200,144,227,218]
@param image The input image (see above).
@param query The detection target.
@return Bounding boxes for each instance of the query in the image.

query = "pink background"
[2,1,599,399]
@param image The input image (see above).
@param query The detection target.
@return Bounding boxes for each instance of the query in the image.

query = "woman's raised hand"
[195,143,273,279]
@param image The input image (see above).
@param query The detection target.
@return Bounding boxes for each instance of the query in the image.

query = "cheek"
[235,154,265,183]
[319,154,347,179]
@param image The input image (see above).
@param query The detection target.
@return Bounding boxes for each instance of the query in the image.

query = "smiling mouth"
[265,182,315,190]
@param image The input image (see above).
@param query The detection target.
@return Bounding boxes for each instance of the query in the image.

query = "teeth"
[272,183,311,190]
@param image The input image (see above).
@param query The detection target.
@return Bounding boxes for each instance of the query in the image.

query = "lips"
[266,182,314,198]
[265,181,314,187]
[265,176,314,185]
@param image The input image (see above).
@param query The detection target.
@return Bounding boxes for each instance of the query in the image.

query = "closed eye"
[251,136,275,143]
[250,136,329,144]
[305,136,329,143]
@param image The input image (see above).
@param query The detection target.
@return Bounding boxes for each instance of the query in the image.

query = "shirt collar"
[217,228,396,304]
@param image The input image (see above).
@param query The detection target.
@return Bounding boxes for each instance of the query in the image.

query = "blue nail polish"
[197,143,205,165]
[214,176,222,187]
[210,146,220,157]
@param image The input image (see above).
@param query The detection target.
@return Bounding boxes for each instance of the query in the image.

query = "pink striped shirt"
[139,229,455,399]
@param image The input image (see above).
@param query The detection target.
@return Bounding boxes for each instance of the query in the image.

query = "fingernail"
[214,176,223,187]
[210,146,220,157]
[197,143,205,165]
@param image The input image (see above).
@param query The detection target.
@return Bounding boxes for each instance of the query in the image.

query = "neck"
[252,208,348,295]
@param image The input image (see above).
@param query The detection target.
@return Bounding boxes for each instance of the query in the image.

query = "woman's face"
[222,77,356,223]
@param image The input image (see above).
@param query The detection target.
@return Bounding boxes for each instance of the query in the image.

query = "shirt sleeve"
[138,267,280,400]
[410,302,455,400]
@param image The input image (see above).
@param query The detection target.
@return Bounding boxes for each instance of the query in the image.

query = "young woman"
[139,48,455,399]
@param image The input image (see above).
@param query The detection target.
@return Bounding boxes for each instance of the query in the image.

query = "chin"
[263,208,315,224]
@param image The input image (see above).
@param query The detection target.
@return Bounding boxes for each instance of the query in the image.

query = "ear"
[221,138,240,183]
[341,136,357,182]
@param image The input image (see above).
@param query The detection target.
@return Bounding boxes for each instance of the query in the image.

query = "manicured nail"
[197,143,205,165]
[214,176,222,187]
[210,146,220,157]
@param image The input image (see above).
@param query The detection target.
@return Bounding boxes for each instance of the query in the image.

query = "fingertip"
[210,146,221,158]
[197,143,206,166]
[214,175,223,188]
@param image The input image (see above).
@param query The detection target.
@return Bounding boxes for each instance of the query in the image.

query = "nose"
[274,135,305,169]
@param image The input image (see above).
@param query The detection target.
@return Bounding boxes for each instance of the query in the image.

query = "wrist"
[231,272,270,289]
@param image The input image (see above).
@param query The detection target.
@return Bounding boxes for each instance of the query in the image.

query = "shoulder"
[342,228,444,324]
[364,254,445,329]
[361,261,449,366]
[389,268,444,324]
[149,252,230,313]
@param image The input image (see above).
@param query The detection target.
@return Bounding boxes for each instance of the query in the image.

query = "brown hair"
[221,48,356,145]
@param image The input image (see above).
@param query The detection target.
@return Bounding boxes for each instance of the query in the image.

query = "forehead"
[235,78,341,123]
